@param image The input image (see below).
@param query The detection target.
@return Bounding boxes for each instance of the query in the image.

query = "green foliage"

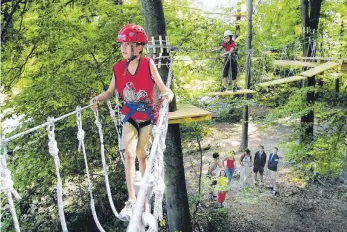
[2,0,347,230]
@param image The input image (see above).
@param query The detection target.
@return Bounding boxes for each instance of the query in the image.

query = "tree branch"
[4,44,37,92]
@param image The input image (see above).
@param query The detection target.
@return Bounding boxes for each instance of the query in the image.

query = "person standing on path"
[253,145,267,185]
[223,150,236,187]
[267,147,280,196]
[239,148,252,187]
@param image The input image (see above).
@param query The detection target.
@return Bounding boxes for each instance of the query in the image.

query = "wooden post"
[139,1,192,231]
[240,0,253,151]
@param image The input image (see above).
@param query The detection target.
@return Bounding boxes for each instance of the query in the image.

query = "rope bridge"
[0,59,174,232]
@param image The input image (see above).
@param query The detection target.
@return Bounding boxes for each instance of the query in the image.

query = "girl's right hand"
[90,97,98,111]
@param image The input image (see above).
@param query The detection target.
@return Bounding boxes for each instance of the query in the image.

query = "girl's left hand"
[161,90,174,103]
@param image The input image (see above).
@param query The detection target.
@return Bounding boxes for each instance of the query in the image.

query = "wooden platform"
[274,60,317,68]
[206,89,256,96]
[168,104,212,124]
[257,76,307,87]
[300,62,340,77]
[340,63,347,73]
[297,57,347,62]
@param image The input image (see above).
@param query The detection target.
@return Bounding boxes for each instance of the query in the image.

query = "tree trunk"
[340,138,347,183]
[139,1,192,231]
[239,0,253,151]
[335,77,340,98]
[299,0,323,144]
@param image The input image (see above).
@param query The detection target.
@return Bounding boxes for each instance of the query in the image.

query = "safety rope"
[127,58,174,232]
[93,110,125,221]
[46,117,68,232]
[76,107,105,232]
[259,48,268,83]
[0,145,21,232]
[106,98,125,166]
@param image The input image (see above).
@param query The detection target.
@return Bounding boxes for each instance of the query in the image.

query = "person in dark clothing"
[253,145,267,185]
[212,30,238,92]
[267,147,280,196]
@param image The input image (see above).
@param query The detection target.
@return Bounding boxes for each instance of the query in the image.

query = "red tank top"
[221,41,235,52]
[225,159,235,169]
[113,56,158,121]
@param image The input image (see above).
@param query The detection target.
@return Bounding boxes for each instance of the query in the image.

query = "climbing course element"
[168,104,212,124]
[93,110,125,221]
[207,89,256,96]
[257,76,307,88]
[127,58,175,232]
[0,146,21,232]
[274,60,317,68]
[300,62,340,77]
[76,107,105,232]
[46,117,68,232]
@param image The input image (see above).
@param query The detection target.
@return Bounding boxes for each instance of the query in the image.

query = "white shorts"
[269,170,277,180]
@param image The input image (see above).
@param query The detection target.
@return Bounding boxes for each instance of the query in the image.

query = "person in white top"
[239,148,253,187]
[208,152,222,178]
[208,152,222,200]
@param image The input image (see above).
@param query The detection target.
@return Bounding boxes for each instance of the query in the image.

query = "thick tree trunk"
[240,0,253,151]
[139,1,192,231]
[299,0,323,144]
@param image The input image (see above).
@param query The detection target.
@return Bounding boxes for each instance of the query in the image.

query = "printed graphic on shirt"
[123,81,149,103]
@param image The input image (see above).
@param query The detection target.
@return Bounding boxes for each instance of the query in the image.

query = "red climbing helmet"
[117,24,148,44]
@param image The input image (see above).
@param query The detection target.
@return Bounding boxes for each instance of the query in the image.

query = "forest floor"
[183,119,347,232]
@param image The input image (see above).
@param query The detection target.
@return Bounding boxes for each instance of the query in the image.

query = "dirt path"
[183,122,347,232]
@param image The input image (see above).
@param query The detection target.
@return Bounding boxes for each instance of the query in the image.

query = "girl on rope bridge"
[91,24,174,221]
[213,30,238,92]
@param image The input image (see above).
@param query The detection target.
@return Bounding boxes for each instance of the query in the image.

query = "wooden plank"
[257,76,307,87]
[300,62,340,77]
[297,57,347,62]
[168,104,212,124]
[274,60,317,68]
[340,63,347,73]
[206,89,256,96]
[169,115,212,124]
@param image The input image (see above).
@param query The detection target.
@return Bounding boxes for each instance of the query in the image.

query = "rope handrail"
[3,104,93,144]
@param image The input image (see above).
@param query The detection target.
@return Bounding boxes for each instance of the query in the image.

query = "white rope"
[0,146,21,232]
[106,99,125,166]
[291,38,301,76]
[127,58,174,232]
[46,118,68,232]
[4,104,93,144]
[93,110,125,221]
[76,107,105,232]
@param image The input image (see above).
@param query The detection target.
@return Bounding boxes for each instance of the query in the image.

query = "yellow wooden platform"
[206,89,256,96]
[257,76,307,87]
[168,104,212,124]
[340,63,347,73]
[274,60,317,68]
[300,62,340,77]
[297,57,347,62]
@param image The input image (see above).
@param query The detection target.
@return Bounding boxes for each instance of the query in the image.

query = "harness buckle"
[136,107,146,112]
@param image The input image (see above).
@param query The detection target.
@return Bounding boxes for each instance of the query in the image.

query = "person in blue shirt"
[267,147,280,196]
